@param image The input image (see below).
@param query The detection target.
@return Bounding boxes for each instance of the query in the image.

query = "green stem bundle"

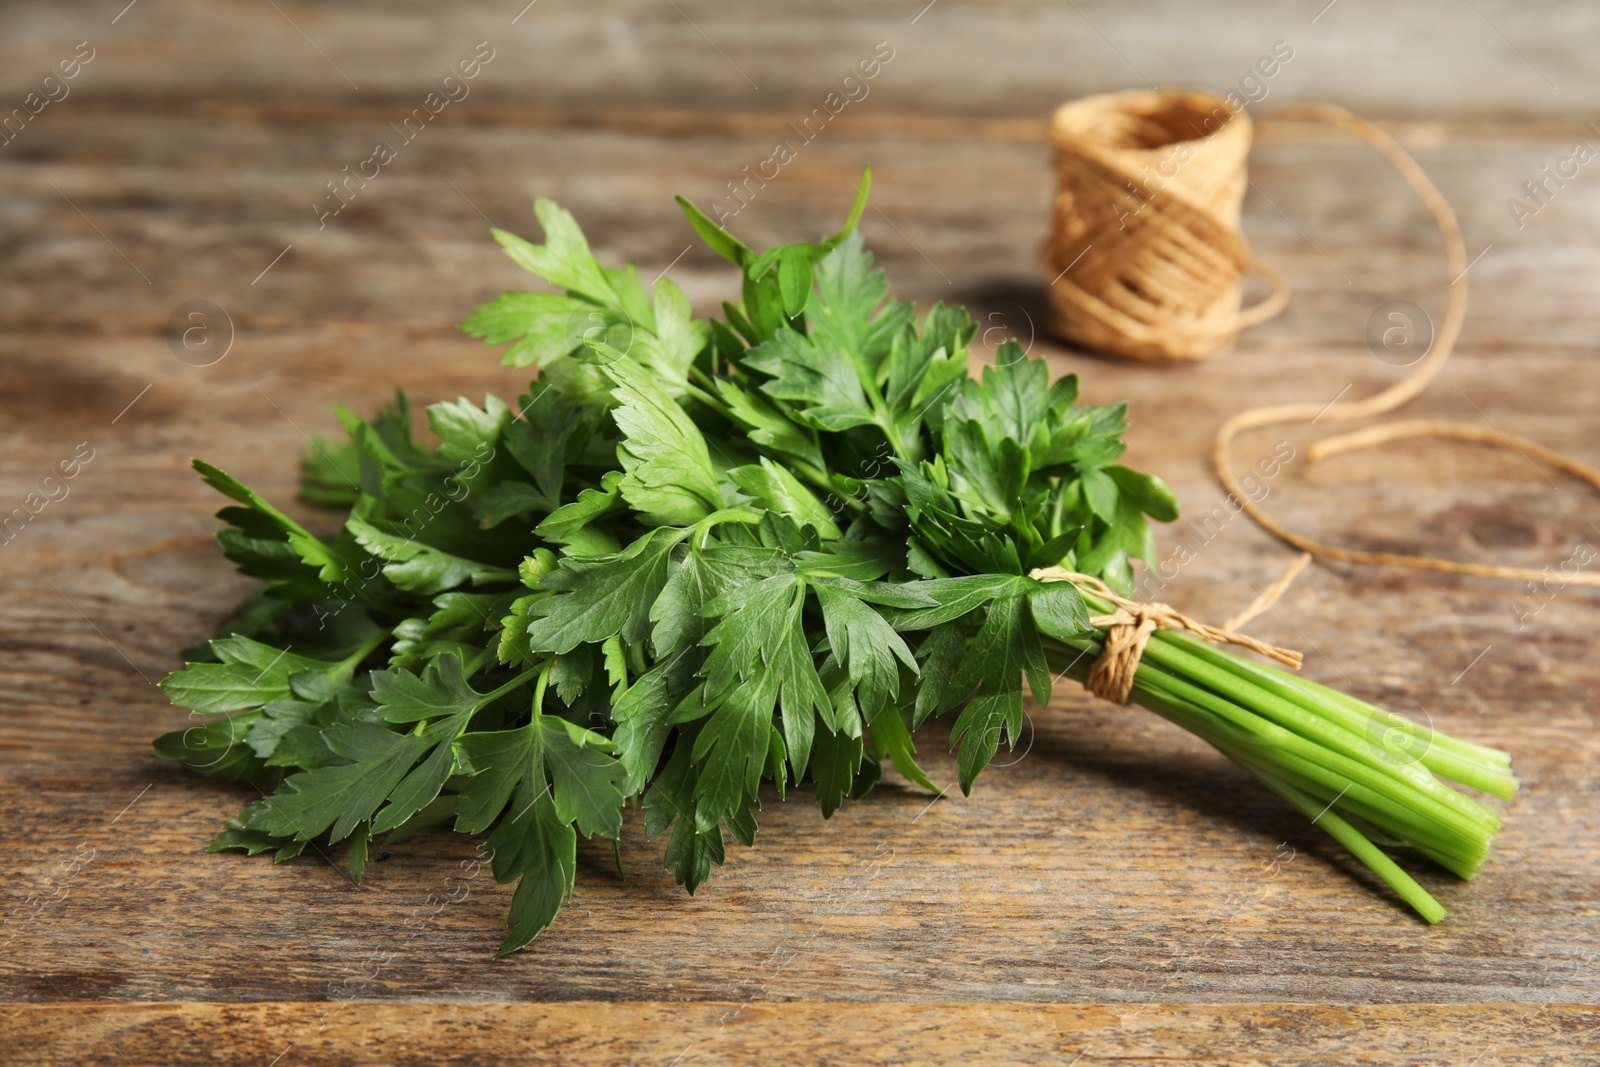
[1044,586,1513,919]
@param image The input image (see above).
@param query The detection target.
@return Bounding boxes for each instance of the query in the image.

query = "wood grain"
[6,110,1600,346]
[4,1,1600,1063]
[9,1002,1600,1066]
[6,0,1600,120]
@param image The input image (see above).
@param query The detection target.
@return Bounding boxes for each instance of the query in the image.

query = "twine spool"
[1041,92,1600,592]
[1044,89,1287,363]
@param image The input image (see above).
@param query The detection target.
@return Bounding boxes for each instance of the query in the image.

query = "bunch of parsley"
[155,175,1516,954]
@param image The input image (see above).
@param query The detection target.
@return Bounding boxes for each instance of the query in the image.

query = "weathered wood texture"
[4,1,1600,1064]
[3,0,1599,120]
[9,1002,1599,1066]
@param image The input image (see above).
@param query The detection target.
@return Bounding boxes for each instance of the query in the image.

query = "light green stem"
[1041,619,1512,923]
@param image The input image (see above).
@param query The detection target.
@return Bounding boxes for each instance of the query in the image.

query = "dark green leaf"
[728,458,840,539]
[868,706,943,797]
[193,460,351,582]
[347,517,517,594]
[524,526,685,654]
[1029,580,1093,639]
[152,713,272,786]
[815,584,916,721]
[488,784,576,956]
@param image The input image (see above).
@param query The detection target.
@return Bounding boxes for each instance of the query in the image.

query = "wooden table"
[4,2,1598,1063]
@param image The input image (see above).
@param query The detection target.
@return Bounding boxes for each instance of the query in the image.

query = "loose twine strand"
[1221,550,1314,633]
[1045,95,1600,591]
[1029,566,1302,705]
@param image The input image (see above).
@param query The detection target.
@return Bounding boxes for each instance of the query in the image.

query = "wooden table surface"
[3,2,1598,1063]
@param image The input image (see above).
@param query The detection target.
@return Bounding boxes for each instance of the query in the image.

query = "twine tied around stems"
[1029,566,1303,705]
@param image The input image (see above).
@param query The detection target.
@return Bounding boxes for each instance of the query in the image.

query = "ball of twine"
[1043,89,1287,363]
[1041,92,1600,595]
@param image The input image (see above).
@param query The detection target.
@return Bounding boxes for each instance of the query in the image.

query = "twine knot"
[1029,567,1303,705]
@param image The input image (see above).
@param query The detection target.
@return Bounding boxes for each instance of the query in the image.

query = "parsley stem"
[1041,629,1504,920]
[1135,636,1501,834]
[1155,629,1517,799]
[692,508,764,550]
[1238,756,1449,923]
[474,666,544,710]
[334,627,395,681]
[682,379,729,416]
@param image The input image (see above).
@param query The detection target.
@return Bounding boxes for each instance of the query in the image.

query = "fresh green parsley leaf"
[347,517,518,594]
[523,526,685,654]
[592,346,724,525]
[152,713,272,786]
[728,457,841,540]
[814,584,916,722]
[193,459,352,583]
